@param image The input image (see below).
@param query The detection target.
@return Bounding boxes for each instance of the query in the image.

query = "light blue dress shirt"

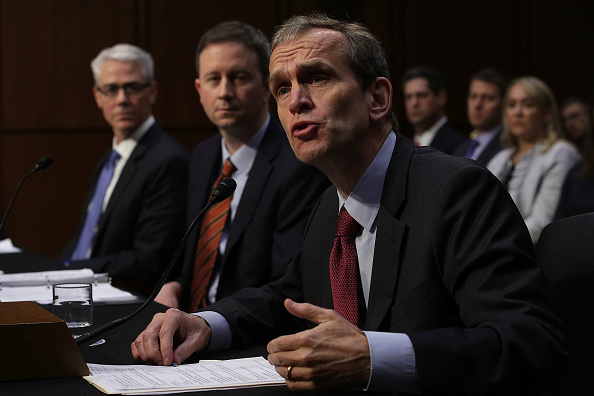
[197,131,418,393]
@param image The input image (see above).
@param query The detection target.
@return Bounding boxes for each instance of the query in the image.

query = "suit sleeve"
[407,164,567,394]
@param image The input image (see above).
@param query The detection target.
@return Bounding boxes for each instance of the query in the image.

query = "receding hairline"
[268,29,351,90]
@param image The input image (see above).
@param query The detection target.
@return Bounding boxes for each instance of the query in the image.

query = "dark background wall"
[1,0,592,258]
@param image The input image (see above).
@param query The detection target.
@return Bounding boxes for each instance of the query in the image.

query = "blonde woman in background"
[487,76,580,243]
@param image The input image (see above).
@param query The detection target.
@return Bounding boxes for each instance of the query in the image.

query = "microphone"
[76,177,237,346]
[0,156,53,236]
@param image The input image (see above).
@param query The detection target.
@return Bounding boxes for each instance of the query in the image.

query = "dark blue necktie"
[465,139,480,159]
[71,150,121,260]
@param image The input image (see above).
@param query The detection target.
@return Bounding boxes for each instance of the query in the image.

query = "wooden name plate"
[0,301,89,381]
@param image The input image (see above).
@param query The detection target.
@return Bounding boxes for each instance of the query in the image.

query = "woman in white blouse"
[487,76,580,243]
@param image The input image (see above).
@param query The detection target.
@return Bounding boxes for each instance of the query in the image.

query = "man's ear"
[194,78,201,95]
[369,77,393,122]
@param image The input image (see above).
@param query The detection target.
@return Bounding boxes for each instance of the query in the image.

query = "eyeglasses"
[96,82,151,98]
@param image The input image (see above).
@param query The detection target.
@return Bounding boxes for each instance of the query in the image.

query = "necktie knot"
[108,150,121,167]
[336,207,360,237]
[465,139,480,158]
[221,159,236,178]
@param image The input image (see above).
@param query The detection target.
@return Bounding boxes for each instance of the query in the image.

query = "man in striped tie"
[154,21,328,311]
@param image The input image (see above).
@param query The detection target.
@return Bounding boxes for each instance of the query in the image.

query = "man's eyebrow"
[268,71,282,90]
[269,60,333,89]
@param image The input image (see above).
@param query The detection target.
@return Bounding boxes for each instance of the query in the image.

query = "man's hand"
[154,281,181,308]
[131,308,211,366]
[267,299,371,391]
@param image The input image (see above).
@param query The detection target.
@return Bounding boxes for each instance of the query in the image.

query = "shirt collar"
[112,115,155,159]
[415,116,447,146]
[473,124,502,145]
[220,113,270,176]
[338,131,396,231]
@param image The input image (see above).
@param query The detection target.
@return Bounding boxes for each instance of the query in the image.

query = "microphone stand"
[76,178,236,346]
[0,156,53,237]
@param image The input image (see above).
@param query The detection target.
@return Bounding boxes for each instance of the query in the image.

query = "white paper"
[0,238,23,254]
[0,268,109,287]
[0,282,140,304]
[84,356,285,394]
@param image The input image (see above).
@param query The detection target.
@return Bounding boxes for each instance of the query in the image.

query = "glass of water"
[52,283,93,328]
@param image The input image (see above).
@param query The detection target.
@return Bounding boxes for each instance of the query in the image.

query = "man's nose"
[288,85,313,114]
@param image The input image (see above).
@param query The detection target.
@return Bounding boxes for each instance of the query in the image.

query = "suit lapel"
[365,133,413,330]
[185,137,222,263]
[97,125,158,231]
[224,121,281,255]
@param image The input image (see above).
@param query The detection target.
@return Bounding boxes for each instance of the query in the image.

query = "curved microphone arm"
[0,156,53,236]
[76,178,237,346]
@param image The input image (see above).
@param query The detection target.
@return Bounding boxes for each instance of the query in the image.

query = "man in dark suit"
[132,15,566,394]
[154,22,328,311]
[402,66,468,154]
[453,68,507,166]
[60,44,188,293]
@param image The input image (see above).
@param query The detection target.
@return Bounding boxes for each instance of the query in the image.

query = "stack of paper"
[85,356,285,394]
[0,269,140,304]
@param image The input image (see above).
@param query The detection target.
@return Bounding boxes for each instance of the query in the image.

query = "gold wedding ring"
[286,365,293,381]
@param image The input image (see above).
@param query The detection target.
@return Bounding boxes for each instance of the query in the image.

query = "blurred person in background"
[560,95,592,153]
[555,96,594,219]
[453,68,508,166]
[487,76,579,243]
[402,66,468,154]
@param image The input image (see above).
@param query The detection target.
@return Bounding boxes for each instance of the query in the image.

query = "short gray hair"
[90,43,154,85]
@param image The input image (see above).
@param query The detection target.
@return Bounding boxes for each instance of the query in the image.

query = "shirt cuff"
[192,311,232,352]
[363,331,419,394]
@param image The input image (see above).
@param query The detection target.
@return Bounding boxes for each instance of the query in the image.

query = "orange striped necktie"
[189,159,236,311]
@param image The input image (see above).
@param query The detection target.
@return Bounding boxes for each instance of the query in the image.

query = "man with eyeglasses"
[59,43,188,295]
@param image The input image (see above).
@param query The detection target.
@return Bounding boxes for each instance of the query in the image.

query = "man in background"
[561,95,592,153]
[402,66,468,154]
[60,44,188,294]
[155,21,328,311]
[453,68,508,166]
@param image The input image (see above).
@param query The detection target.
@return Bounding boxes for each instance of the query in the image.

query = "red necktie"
[329,207,361,326]
[189,159,236,311]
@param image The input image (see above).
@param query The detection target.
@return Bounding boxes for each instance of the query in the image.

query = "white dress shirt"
[206,114,270,303]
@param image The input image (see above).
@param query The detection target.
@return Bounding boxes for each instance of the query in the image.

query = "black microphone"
[0,156,53,236]
[76,177,237,346]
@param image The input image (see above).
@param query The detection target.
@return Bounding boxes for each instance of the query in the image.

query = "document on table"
[0,282,140,304]
[84,356,285,394]
[0,268,105,287]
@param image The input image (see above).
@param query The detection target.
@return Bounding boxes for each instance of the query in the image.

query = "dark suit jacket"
[453,127,503,166]
[178,118,328,310]
[537,214,594,395]
[207,133,566,394]
[430,121,469,155]
[61,123,188,292]
[554,161,594,220]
